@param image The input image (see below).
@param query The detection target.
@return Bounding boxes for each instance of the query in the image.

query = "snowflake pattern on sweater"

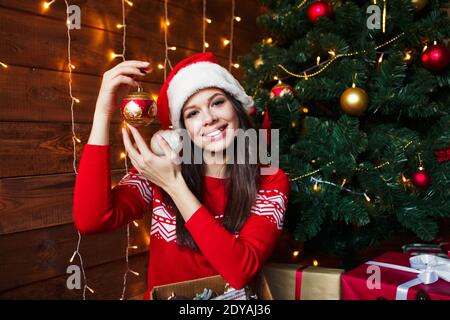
[117,170,288,243]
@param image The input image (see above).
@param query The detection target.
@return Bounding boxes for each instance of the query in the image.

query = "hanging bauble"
[270,81,295,99]
[307,1,333,24]
[249,105,257,117]
[339,86,368,116]
[411,0,428,12]
[120,86,157,127]
[411,169,431,188]
[421,43,450,71]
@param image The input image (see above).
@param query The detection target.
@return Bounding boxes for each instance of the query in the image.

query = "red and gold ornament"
[421,43,450,72]
[307,1,333,24]
[270,80,295,99]
[120,86,157,127]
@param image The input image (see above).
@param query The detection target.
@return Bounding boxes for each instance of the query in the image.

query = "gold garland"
[288,139,414,182]
[277,32,405,79]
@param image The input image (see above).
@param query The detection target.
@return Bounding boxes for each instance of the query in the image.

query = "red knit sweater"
[73,144,290,300]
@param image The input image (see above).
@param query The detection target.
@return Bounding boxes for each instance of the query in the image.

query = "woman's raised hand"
[95,60,152,117]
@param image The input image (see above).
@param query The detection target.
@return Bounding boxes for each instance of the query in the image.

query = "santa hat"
[156,52,254,129]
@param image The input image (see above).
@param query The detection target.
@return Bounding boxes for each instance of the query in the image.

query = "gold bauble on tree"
[411,0,428,12]
[339,84,368,116]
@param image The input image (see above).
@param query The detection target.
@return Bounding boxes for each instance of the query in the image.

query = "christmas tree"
[240,0,450,263]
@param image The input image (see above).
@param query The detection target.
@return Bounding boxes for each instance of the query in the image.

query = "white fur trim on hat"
[167,61,254,128]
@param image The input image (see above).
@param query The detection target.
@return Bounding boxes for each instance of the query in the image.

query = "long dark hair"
[161,91,261,251]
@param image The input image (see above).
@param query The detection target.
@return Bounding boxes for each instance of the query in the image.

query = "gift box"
[150,272,273,300]
[342,251,450,300]
[263,263,344,300]
[402,243,449,258]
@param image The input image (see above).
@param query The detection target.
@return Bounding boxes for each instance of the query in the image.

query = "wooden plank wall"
[0,0,264,299]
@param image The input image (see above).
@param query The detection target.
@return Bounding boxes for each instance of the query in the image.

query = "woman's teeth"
[206,130,222,137]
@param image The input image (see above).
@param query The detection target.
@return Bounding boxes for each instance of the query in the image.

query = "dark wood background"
[0,0,265,299]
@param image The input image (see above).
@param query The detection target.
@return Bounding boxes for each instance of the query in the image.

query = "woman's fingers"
[113,60,151,70]
[110,75,139,88]
[122,127,141,161]
[126,124,155,159]
[111,66,151,79]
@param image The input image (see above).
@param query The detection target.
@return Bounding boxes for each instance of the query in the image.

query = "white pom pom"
[150,130,182,156]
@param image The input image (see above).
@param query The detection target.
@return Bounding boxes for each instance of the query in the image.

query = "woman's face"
[181,88,239,153]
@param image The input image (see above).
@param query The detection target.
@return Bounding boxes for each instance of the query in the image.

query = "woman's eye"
[212,100,224,107]
[186,110,198,118]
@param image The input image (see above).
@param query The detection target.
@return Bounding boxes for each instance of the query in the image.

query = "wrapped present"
[263,263,344,300]
[342,251,450,300]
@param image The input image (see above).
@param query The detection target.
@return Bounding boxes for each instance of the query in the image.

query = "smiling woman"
[73,52,290,300]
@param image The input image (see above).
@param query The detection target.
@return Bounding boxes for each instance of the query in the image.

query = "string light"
[0,61,8,68]
[292,250,300,257]
[277,33,405,80]
[133,221,139,227]
[120,152,127,159]
[378,52,384,64]
[205,18,212,24]
[228,0,235,71]
[313,259,319,267]
[316,56,321,65]
[43,0,56,10]
[203,0,207,52]
[168,46,177,51]
[116,24,125,29]
[110,52,124,60]
[223,39,230,46]
[124,0,133,6]
[157,63,164,69]
[311,177,370,200]
[234,16,241,22]
[403,50,412,61]
[64,0,92,299]
[69,63,76,70]
[163,0,174,80]
[232,63,240,68]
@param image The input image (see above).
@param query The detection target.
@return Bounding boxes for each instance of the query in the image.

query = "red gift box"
[342,252,450,300]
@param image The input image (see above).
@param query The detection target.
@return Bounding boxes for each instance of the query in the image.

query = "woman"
[73,52,290,300]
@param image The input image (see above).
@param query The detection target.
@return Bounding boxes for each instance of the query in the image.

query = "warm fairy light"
[133,221,139,227]
[364,193,371,202]
[73,136,81,143]
[232,63,240,68]
[310,159,316,164]
[116,24,125,29]
[265,38,273,44]
[418,166,425,171]
[69,63,76,70]
[341,178,347,187]
[316,56,321,65]
[291,121,296,128]
[130,270,140,276]
[204,42,209,48]
[129,245,138,249]
[124,0,133,6]
[69,251,77,263]
[0,62,8,68]
[273,76,279,81]
[157,63,164,69]
[292,250,300,257]
[422,45,428,52]
[43,0,56,10]
[404,51,412,61]
[312,182,320,192]
[223,39,230,46]
[205,18,212,24]
[73,97,80,103]
[165,20,170,26]
[120,152,127,159]
[302,107,309,113]
[313,259,319,267]
[152,94,159,101]
[110,52,124,60]
[261,111,265,116]
[169,46,177,51]
[86,286,94,293]
[234,16,241,22]
[66,19,71,26]
[433,40,437,45]
[401,174,408,183]
[378,53,384,64]
[328,50,336,58]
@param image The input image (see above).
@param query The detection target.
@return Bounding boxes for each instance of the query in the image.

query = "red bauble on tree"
[307,1,333,24]
[411,169,431,188]
[270,81,295,99]
[421,43,450,71]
